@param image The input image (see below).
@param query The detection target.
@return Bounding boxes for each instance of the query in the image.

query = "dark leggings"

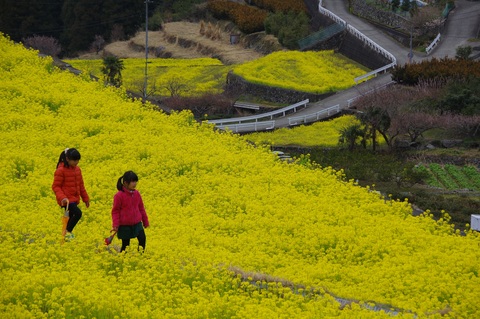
[65,203,82,233]
[121,229,146,252]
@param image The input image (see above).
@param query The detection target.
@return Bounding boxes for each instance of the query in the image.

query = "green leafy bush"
[251,0,307,13]
[391,58,480,85]
[207,0,267,34]
[264,11,309,49]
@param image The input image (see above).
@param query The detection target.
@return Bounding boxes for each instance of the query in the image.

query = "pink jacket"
[111,187,149,228]
[52,163,89,206]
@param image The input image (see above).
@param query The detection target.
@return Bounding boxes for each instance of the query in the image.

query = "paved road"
[232,0,480,133]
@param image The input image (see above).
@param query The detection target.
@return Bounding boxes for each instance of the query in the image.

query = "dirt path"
[94,21,270,65]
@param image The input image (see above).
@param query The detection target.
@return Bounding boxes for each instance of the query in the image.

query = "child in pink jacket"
[111,171,149,252]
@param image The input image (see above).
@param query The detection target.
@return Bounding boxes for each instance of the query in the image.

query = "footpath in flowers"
[1,34,480,318]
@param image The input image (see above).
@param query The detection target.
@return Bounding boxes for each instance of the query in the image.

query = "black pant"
[121,229,146,252]
[65,202,82,233]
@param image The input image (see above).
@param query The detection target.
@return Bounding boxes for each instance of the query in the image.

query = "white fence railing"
[346,23,397,64]
[318,3,397,83]
[216,121,275,133]
[425,33,441,55]
[347,81,396,107]
[207,99,309,125]
[288,104,340,126]
[354,62,396,84]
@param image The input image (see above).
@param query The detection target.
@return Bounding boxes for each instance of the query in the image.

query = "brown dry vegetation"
[80,21,282,65]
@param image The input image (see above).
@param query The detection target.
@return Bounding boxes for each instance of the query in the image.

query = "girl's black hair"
[56,148,81,168]
[117,170,139,191]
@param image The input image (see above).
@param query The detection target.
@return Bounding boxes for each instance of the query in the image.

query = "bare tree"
[353,86,406,149]
[129,77,159,100]
[352,84,446,149]
[164,76,189,97]
[410,5,443,30]
[394,111,439,142]
[22,35,62,57]
[90,35,105,54]
[444,114,480,138]
[111,24,125,42]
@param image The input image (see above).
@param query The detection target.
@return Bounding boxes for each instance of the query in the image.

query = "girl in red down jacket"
[52,148,90,240]
[111,171,149,252]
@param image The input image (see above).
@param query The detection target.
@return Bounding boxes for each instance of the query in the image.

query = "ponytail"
[117,170,139,191]
[116,176,124,191]
[56,148,81,168]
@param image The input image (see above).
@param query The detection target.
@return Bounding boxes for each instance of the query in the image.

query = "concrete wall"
[338,32,392,70]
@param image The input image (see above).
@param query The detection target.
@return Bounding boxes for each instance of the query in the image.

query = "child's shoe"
[65,232,75,242]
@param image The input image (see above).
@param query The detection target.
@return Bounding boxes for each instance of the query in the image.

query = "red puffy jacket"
[52,163,89,206]
[111,187,149,228]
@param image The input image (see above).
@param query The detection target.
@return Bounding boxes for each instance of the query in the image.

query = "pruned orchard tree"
[128,77,160,100]
[90,35,105,54]
[444,115,480,138]
[352,83,446,149]
[410,5,443,30]
[22,35,62,57]
[393,111,439,142]
[164,76,190,97]
[352,86,407,150]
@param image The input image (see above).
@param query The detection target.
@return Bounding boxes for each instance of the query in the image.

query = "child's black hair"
[117,171,139,191]
[56,148,81,168]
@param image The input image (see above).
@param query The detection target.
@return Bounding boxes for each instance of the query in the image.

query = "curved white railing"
[347,81,396,107]
[215,120,275,132]
[207,99,309,125]
[346,23,397,64]
[354,62,396,84]
[318,3,397,83]
[288,104,340,126]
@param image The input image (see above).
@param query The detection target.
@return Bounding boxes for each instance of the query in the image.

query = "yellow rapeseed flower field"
[66,57,230,97]
[246,115,361,147]
[232,51,369,93]
[1,34,480,318]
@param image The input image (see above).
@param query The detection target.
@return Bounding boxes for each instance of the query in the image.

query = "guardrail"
[354,62,396,84]
[234,101,260,110]
[318,3,397,84]
[216,120,275,133]
[347,80,396,107]
[425,33,441,55]
[346,23,397,64]
[207,99,309,125]
[288,104,340,126]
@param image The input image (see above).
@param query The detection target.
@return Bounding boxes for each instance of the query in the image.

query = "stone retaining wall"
[349,0,408,30]
[225,72,334,104]
[338,32,392,70]
[348,0,442,45]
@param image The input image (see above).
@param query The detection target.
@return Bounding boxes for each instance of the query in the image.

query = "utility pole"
[408,26,414,64]
[144,0,151,100]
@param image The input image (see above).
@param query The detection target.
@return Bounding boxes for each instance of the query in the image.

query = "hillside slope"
[82,21,281,65]
[2,34,480,318]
